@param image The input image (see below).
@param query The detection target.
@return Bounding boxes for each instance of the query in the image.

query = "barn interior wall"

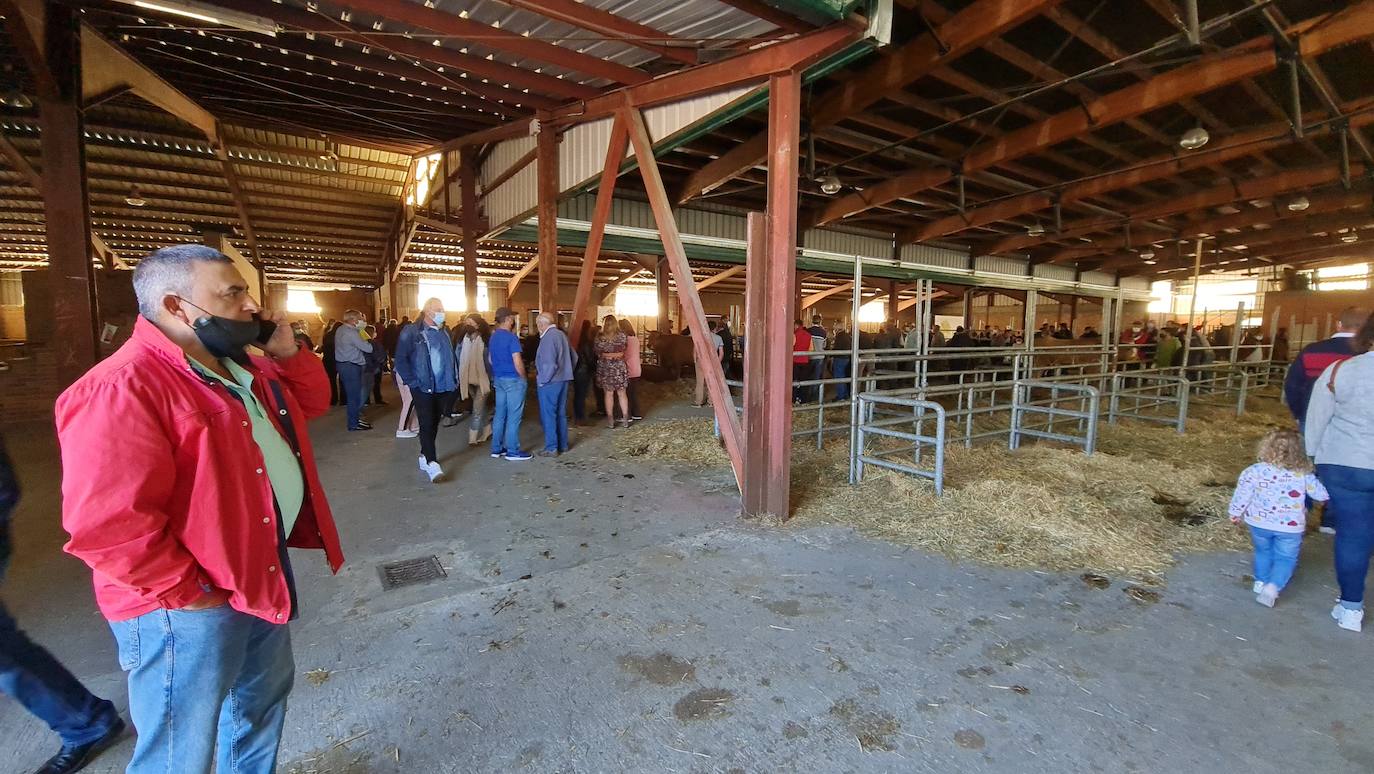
[1262,288,1374,344]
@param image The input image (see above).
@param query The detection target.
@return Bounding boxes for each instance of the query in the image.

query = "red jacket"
[56,318,344,624]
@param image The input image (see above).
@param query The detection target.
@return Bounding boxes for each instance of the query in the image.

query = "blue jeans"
[491,377,527,455]
[537,381,570,452]
[1248,526,1303,591]
[110,606,294,774]
[1317,464,1374,607]
[832,357,850,400]
[0,599,121,748]
[337,362,365,429]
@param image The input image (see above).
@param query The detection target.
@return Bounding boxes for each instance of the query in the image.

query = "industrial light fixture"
[1139,249,1156,261]
[1287,195,1310,212]
[1179,126,1210,151]
[124,185,147,207]
[1026,221,1045,237]
[1341,232,1360,244]
[1,88,31,109]
[817,173,842,195]
[120,1,279,37]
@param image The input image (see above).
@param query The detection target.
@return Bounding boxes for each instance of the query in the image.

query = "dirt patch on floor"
[616,652,696,686]
[828,698,901,752]
[673,688,735,722]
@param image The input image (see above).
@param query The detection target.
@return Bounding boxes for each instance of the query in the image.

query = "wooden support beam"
[696,265,745,291]
[625,106,745,487]
[676,0,1059,203]
[743,70,801,520]
[537,125,560,315]
[800,281,855,309]
[460,151,481,313]
[506,256,537,298]
[571,116,628,348]
[37,2,99,382]
[903,101,1374,244]
[213,138,262,270]
[1,0,56,99]
[81,24,218,143]
[655,257,671,333]
[994,163,1366,257]
[497,0,698,65]
[477,146,537,203]
[815,2,1374,226]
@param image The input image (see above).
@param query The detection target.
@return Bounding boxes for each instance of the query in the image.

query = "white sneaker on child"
[426,461,444,483]
[1251,580,1264,594]
[1332,603,1364,632]
[1256,583,1278,608]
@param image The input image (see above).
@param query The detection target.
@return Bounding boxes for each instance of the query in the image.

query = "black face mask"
[178,298,276,361]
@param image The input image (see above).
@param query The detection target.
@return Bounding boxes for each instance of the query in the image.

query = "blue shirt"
[489,328,522,379]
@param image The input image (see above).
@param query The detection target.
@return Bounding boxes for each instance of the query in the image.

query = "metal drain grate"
[378,555,447,590]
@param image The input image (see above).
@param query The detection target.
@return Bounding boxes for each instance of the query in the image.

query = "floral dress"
[595,331,629,391]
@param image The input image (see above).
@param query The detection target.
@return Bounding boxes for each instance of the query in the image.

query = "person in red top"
[792,319,812,404]
[56,245,344,774]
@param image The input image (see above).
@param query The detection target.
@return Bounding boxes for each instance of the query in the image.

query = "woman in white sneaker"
[1306,312,1374,632]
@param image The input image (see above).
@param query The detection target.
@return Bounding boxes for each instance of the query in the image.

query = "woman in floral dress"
[595,314,630,428]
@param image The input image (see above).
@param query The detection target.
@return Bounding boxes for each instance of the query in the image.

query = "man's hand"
[180,587,231,610]
[259,310,299,359]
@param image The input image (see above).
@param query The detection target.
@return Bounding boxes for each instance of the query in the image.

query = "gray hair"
[535,312,554,327]
[132,244,232,321]
[342,309,362,323]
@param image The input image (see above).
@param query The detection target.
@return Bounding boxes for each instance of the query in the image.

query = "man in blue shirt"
[534,313,574,457]
[488,307,531,461]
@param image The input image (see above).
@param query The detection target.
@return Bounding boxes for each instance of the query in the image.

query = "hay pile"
[614,395,1296,580]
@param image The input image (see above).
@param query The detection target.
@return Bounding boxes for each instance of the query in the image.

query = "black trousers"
[324,361,339,405]
[411,390,455,464]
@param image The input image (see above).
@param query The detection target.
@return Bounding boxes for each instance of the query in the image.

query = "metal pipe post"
[847,255,863,484]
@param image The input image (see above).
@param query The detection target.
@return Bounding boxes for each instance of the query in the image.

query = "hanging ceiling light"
[1026,221,1045,237]
[124,185,147,207]
[1341,232,1360,244]
[1,88,32,109]
[1139,249,1156,264]
[1179,126,1210,150]
[114,0,279,36]
[1287,195,1310,212]
[817,173,842,195]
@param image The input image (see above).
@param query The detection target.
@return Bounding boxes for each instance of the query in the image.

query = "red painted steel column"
[570,117,627,346]
[743,71,801,520]
[459,150,481,313]
[536,123,559,315]
[39,3,99,384]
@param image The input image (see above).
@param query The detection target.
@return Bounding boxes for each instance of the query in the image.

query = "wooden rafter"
[813,2,1374,226]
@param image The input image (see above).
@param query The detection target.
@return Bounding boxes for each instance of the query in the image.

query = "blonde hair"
[1257,429,1312,474]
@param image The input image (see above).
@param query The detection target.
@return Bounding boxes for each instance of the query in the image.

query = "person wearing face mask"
[333,310,373,432]
[393,298,460,482]
[55,244,344,774]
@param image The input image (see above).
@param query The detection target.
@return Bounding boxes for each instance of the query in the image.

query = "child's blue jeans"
[1249,525,1303,590]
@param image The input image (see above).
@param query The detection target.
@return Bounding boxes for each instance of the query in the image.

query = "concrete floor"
[3,384,1373,773]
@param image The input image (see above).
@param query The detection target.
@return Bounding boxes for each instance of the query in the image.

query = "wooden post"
[742,71,802,519]
[536,123,559,316]
[887,280,899,328]
[570,116,626,346]
[38,3,99,383]
[624,106,745,487]
[655,257,671,333]
[459,150,480,313]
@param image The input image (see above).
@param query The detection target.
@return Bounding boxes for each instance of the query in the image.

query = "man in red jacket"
[56,244,345,774]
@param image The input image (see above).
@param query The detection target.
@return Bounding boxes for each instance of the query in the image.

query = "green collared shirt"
[190,357,304,536]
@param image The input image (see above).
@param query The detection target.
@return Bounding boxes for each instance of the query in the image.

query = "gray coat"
[535,326,574,386]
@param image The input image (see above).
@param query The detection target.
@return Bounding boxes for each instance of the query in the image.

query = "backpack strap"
[1327,358,1346,394]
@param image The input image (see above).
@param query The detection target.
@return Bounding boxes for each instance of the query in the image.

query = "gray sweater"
[1306,351,1374,471]
[535,326,573,386]
[334,324,373,366]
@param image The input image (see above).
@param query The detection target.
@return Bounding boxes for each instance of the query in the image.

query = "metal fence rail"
[852,393,946,495]
[1108,372,1190,433]
[1010,380,1100,454]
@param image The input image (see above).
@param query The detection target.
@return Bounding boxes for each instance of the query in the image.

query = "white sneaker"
[1252,580,1264,594]
[1318,526,1336,535]
[1332,603,1364,632]
[418,455,428,473]
[1256,583,1278,608]
[397,429,418,438]
[426,461,444,483]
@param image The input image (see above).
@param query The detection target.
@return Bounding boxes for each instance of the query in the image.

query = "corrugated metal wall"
[974,255,1029,275]
[802,228,891,260]
[1080,270,1117,287]
[1119,276,1151,292]
[1032,263,1076,281]
[899,243,969,270]
[483,85,757,233]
